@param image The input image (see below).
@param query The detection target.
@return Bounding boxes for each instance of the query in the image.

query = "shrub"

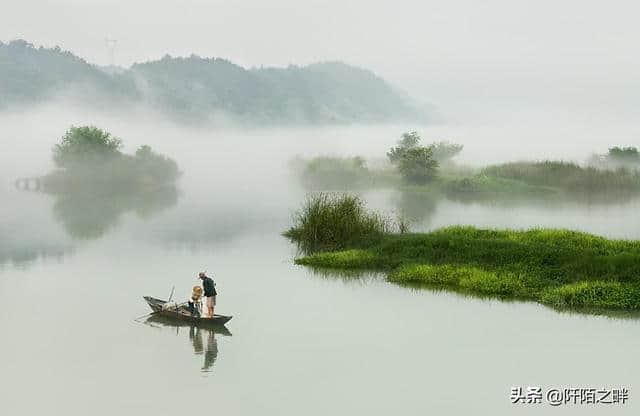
[396,147,439,184]
[53,126,122,168]
[283,193,393,251]
[300,156,370,189]
[608,146,640,162]
[134,145,180,185]
[430,141,464,163]
[45,125,180,192]
[388,132,462,165]
[387,131,420,164]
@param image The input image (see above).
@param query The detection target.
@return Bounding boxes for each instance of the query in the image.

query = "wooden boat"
[144,315,233,335]
[144,296,232,325]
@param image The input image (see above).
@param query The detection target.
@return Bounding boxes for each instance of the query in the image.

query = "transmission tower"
[105,38,118,66]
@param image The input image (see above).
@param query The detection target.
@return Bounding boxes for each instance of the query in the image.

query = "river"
[1,118,639,415]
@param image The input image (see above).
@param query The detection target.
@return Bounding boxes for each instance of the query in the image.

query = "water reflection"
[50,186,179,239]
[144,315,232,374]
[392,189,439,227]
[139,202,257,250]
[384,188,640,238]
[0,243,71,267]
[0,190,73,267]
[190,326,219,372]
[304,265,383,285]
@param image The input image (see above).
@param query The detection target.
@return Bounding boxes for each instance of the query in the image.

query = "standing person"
[199,272,217,317]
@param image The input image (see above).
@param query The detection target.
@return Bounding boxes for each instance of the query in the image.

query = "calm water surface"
[1,126,639,415]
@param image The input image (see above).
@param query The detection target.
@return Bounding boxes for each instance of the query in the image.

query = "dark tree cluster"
[387,131,463,184]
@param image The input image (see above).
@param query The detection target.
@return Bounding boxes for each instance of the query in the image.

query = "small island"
[285,193,640,312]
[293,131,640,202]
[36,126,180,239]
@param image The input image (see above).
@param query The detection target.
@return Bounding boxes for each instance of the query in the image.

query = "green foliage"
[300,156,370,189]
[296,249,377,269]
[53,126,122,168]
[588,146,640,171]
[439,174,559,196]
[45,126,180,193]
[387,131,420,164]
[608,146,640,162]
[0,40,137,109]
[396,147,439,184]
[294,225,640,310]
[0,40,423,123]
[541,281,640,309]
[430,141,464,163]
[134,145,180,186]
[388,132,463,166]
[283,193,395,252]
[458,268,528,297]
[387,132,465,185]
[481,161,640,193]
[390,264,475,286]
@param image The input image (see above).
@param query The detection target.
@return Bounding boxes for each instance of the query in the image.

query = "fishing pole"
[134,285,176,323]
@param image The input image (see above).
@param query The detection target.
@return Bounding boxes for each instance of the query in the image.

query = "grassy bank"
[482,161,640,193]
[294,226,640,311]
[294,154,640,203]
[434,174,559,197]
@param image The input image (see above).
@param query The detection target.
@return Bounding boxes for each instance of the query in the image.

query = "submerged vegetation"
[287,195,640,312]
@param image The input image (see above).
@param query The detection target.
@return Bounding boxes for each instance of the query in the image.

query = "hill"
[0,40,426,124]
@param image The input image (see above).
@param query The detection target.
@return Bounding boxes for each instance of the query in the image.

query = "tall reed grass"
[284,193,400,252]
[481,161,640,193]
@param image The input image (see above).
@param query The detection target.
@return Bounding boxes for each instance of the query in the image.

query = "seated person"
[188,286,203,317]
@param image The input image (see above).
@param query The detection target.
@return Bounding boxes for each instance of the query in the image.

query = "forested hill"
[0,40,426,124]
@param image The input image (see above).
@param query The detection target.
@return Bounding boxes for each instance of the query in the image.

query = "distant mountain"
[0,40,427,124]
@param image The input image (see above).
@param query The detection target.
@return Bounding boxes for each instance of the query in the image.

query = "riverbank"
[295,155,640,202]
[294,226,640,311]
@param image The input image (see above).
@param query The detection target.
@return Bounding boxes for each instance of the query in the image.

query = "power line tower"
[105,38,118,67]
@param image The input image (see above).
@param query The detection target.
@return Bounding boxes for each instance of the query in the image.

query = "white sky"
[3,0,640,119]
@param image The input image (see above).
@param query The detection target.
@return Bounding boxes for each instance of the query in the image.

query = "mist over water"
[2,102,640,267]
[3,101,640,175]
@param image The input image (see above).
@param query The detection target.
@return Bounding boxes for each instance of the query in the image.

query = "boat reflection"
[144,315,232,373]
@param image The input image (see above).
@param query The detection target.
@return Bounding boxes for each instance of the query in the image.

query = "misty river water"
[1,115,639,415]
